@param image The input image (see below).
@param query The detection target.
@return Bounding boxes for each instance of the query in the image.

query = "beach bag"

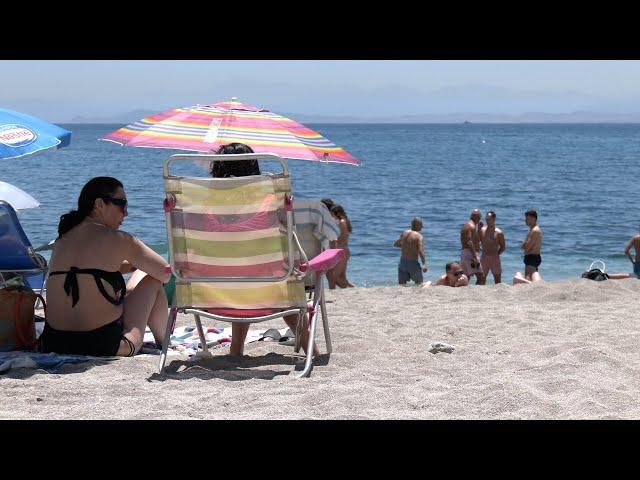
[0,285,45,351]
[581,260,609,282]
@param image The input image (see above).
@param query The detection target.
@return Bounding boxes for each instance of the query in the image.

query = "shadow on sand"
[147,352,330,382]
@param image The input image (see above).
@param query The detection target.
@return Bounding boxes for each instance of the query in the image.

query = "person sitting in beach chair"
[208,143,318,358]
[422,261,469,288]
[38,177,171,357]
[159,144,343,377]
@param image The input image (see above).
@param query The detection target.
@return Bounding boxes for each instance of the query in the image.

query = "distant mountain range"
[70,110,159,124]
[68,110,640,124]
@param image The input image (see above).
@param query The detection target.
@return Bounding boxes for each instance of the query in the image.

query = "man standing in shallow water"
[514,209,543,284]
[480,210,506,284]
[394,217,428,285]
[624,231,640,278]
[460,209,485,285]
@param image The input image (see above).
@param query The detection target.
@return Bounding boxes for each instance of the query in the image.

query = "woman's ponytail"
[58,210,86,237]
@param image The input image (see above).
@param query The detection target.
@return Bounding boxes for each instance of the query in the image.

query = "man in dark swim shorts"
[523,253,542,271]
[520,210,543,281]
[394,217,428,285]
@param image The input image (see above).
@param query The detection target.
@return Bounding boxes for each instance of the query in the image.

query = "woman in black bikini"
[39,177,171,357]
[327,204,355,289]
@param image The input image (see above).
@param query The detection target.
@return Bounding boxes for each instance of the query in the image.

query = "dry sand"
[2,278,640,419]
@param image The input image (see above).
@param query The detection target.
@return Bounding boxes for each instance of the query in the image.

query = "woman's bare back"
[336,219,350,248]
[47,222,132,331]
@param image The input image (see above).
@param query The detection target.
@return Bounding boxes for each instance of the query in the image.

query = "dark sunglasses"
[100,196,128,210]
[453,271,464,277]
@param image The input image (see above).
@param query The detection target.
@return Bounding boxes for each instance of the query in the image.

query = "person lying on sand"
[422,261,469,288]
[581,261,633,280]
[513,270,542,284]
[581,270,632,280]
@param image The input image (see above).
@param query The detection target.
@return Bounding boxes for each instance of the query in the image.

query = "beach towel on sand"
[141,326,293,357]
[0,351,116,374]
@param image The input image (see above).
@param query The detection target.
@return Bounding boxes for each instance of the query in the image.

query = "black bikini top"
[49,267,126,307]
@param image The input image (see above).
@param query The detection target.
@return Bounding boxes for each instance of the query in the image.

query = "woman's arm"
[393,233,403,248]
[625,237,637,263]
[120,232,171,283]
[498,230,506,255]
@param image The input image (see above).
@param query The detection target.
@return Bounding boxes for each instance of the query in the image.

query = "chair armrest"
[300,248,344,273]
[34,239,55,252]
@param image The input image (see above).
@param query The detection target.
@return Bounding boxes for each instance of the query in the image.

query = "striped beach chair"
[159,153,344,377]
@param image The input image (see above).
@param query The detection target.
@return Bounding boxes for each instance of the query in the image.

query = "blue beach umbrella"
[0,108,71,160]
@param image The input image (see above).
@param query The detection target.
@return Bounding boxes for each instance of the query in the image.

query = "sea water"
[5,123,640,286]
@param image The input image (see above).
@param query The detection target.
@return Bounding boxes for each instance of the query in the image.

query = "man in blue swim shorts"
[394,217,428,285]
[625,232,640,278]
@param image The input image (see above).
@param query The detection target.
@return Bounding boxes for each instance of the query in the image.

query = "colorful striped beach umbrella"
[0,108,71,160]
[101,98,361,166]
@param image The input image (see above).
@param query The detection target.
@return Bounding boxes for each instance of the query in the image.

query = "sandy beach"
[2,278,640,420]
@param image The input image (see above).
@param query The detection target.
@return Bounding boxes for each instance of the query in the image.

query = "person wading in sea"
[460,209,485,285]
[394,217,428,285]
[480,210,505,284]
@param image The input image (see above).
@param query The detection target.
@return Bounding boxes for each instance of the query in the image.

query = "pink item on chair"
[163,195,176,212]
[285,194,294,211]
[300,248,344,273]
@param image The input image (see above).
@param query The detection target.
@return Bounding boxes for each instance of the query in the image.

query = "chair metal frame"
[158,153,338,377]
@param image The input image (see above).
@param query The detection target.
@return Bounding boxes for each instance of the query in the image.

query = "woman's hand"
[119,260,137,274]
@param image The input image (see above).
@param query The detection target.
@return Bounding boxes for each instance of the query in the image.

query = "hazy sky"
[3,60,640,121]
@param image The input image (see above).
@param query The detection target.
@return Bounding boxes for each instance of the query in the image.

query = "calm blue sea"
[4,123,640,286]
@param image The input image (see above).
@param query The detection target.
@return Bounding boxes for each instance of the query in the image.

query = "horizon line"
[60,120,640,125]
